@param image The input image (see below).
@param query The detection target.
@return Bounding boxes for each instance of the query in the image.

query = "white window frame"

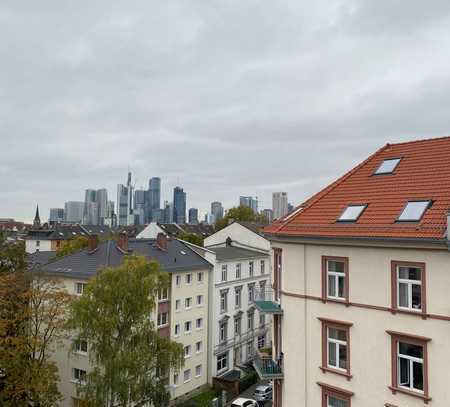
[235,263,241,279]
[196,294,203,306]
[72,368,87,385]
[196,317,203,330]
[260,260,265,274]
[220,290,228,313]
[75,282,86,296]
[221,265,227,282]
[327,395,348,407]
[326,260,346,300]
[235,287,241,309]
[217,352,228,372]
[249,261,254,277]
[195,364,202,377]
[185,273,192,285]
[157,312,168,327]
[184,345,191,359]
[397,266,422,312]
[397,341,424,393]
[176,275,181,286]
[197,271,203,283]
[183,369,191,383]
[175,299,181,312]
[184,321,192,334]
[174,323,180,337]
[185,297,192,310]
[196,341,203,353]
[327,327,347,372]
[74,339,88,355]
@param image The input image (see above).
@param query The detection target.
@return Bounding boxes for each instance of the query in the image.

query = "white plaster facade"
[25,238,52,253]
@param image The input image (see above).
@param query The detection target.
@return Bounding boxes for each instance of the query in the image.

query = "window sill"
[319,366,352,381]
[74,351,87,356]
[322,297,350,306]
[157,324,169,329]
[390,308,427,319]
[389,386,431,403]
[70,380,86,386]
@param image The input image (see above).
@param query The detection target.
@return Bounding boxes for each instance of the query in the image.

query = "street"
[226,380,273,407]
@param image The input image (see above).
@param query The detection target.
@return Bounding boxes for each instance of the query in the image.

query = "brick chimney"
[117,232,129,252]
[88,234,99,252]
[156,232,168,251]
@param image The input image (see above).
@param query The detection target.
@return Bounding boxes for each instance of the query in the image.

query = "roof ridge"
[388,134,450,147]
[273,143,390,232]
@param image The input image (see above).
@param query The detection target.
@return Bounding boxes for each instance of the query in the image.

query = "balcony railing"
[213,323,271,355]
[253,350,284,380]
[253,289,283,314]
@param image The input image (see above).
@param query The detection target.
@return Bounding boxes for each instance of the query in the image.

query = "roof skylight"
[374,158,401,175]
[338,205,367,222]
[397,200,431,222]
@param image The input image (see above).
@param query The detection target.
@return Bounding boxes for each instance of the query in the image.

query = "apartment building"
[203,222,272,381]
[37,233,212,406]
[260,137,450,406]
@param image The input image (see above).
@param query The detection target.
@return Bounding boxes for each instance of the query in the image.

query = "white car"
[254,384,273,401]
[231,397,259,407]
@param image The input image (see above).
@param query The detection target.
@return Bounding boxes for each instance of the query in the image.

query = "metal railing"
[253,350,283,378]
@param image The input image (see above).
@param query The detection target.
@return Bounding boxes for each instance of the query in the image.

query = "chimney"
[117,232,129,252]
[88,234,99,252]
[156,232,168,251]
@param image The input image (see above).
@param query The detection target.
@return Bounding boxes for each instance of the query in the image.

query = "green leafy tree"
[70,256,184,407]
[0,234,25,274]
[54,236,89,258]
[178,232,204,247]
[215,205,268,231]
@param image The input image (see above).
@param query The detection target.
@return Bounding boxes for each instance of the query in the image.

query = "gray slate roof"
[210,245,268,261]
[38,238,212,280]
[25,225,113,241]
[26,251,55,269]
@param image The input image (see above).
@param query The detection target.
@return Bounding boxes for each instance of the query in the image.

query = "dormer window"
[374,158,401,175]
[397,200,431,222]
[337,205,367,222]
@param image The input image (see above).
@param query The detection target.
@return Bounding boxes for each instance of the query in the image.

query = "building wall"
[169,268,210,400]
[25,239,52,253]
[276,241,450,407]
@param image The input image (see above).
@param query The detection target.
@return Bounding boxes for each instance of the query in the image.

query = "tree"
[0,270,72,407]
[54,236,89,258]
[0,234,25,274]
[70,256,184,407]
[178,232,204,247]
[215,205,267,231]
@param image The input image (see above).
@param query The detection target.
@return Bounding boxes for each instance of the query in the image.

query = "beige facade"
[272,239,450,406]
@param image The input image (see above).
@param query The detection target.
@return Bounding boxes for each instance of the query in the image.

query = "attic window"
[337,205,367,222]
[397,200,431,222]
[180,250,187,255]
[374,158,401,175]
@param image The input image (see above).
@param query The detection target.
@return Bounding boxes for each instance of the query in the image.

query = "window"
[234,315,242,335]
[247,341,254,358]
[221,265,228,282]
[184,321,192,333]
[322,257,349,302]
[174,323,180,337]
[217,352,228,372]
[247,310,254,331]
[173,373,179,386]
[374,157,401,175]
[249,261,254,277]
[176,275,181,286]
[196,318,203,329]
[185,273,192,284]
[259,313,265,326]
[175,299,181,311]
[183,369,191,383]
[259,280,266,295]
[158,288,168,301]
[75,282,86,296]
[72,368,87,384]
[219,320,228,343]
[197,271,203,283]
[157,312,168,327]
[36,240,40,247]
[196,295,203,306]
[74,339,88,354]
[319,318,352,378]
[196,341,202,353]
[398,200,431,222]
[184,345,191,358]
[318,382,353,407]
[257,335,265,349]
[337,204,366,222]
[220,289,228,313]
[248,283,255,303]
[185,297,192,309]
[260,260,265,274]
[387,331,430,400]
[235,287,242,309]
[195,364,202,377]
[235,263,241,279]
[274,248,282,301]
[391,261,426,315]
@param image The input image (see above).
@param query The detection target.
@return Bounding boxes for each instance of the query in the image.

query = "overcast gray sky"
[2,1,450,222]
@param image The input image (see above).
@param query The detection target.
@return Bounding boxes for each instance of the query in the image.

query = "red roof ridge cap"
[387,134,450,148]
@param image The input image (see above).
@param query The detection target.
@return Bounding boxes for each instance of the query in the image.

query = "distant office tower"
[262,208,274,223]
[96,188,108,224]
[173,187,186,224]
[49,208,64,223]
[188,208,199,224]
[134,189,146,225]
[64,201,84,223]
[117,172,134,226]
[211,201,224,222]
[288,202,294,213]
[272,192,289,219]
[152,208,164,223]
[147,177,161,221]
[239,196,258,213]
[84,189,98,225]
[164,201,174,223]
[103,200,116,227]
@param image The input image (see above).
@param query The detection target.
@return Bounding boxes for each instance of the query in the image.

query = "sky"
[2,1,450,223]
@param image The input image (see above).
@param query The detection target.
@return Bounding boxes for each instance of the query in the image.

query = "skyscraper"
[134,189,146,225]
[64,201,84,223]
[83,189,98,225]
[117,171,134,226]
[164,201,173,223]
[211,201,224,222]
[239,196,258,213]
[96,188,108,224]
[262,208,274,223]
[188,208,199,224]
[49,208,64,224]
[173,187,186,224]
[272,192,288,219]
[148,177,161,221]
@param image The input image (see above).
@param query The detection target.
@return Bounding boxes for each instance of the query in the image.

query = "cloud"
[2,0,450,221]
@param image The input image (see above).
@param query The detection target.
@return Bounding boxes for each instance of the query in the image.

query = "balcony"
[253,289,283,314]
[253,350,284,380]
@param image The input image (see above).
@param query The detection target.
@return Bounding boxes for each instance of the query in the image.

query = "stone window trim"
[317,382,353,407]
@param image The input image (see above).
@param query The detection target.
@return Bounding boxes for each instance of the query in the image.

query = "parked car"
[231,397,258,407]
[254,384,273,401]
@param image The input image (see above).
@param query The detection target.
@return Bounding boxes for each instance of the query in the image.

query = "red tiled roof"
[265,136,450,240]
